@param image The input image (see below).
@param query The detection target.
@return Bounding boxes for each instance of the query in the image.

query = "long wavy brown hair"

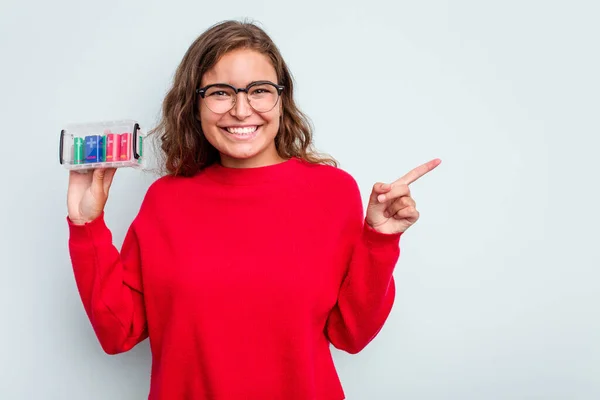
[149,19,337,177]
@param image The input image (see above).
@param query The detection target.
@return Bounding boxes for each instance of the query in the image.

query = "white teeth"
[226,126,258,135]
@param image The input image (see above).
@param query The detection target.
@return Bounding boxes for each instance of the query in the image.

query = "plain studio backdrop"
[1,0,598,399]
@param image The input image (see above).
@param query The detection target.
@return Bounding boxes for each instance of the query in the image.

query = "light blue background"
[1,0,598,398]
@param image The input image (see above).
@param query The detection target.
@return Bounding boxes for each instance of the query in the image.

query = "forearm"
[326,222,401,353]
[68,214,147,354]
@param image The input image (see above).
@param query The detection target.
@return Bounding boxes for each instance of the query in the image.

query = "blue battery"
[84,135,105,163]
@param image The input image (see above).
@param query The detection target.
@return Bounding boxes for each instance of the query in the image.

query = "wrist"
[68,215,93,226]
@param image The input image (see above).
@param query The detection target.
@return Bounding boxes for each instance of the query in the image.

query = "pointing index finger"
[394,158,441,186]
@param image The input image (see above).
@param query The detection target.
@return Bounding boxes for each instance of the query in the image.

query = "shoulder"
[293,158,365,225]
[138,173,195,209]
[144,173,178,196]
[294,158,361,196]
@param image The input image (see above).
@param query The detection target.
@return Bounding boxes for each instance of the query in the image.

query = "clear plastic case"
[59,119,146,171]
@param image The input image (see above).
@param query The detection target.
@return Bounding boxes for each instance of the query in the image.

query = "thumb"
[102,168,117,194]
[91,168,106,187]
[91,168,115,195]
[369,182,392,205]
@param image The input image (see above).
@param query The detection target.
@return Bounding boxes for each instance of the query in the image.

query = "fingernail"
[378,194,386,202]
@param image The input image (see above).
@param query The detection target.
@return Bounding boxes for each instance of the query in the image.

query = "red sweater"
[67,157,402,400]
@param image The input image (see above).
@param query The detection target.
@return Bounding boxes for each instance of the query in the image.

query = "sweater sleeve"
[67,212,148,355]
[325,178,402,354]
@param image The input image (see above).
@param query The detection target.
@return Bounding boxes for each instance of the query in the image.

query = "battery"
[104,133,120,162]
[137,136,143,163]
[73,137,84,164]
[84,135,104,163]
[120,132,132,161]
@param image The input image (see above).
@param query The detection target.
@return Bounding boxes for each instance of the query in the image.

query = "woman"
[66,19,440,400]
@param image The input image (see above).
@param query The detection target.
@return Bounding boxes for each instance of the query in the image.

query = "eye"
[204,86,234,98]
[249,86,274,96]
[209,91,229,97]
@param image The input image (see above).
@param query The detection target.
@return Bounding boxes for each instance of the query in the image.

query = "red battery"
[120,132,132,161]
[105,133,120,162]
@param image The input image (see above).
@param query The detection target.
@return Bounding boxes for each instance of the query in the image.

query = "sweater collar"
[202,157,300,185]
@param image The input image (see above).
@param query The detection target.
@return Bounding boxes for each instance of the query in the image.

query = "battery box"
[59,119,146,171]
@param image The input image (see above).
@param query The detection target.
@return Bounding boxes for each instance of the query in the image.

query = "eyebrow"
[201,80,276,88]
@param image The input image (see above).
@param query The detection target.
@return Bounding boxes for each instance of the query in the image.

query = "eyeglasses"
[196,80,285,114]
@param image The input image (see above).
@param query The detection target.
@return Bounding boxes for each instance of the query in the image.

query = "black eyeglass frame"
[195,80,285,113]
[196,80,284,97]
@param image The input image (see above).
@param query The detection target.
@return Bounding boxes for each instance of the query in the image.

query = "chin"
[225,147,260,159]
[219,141,280,167]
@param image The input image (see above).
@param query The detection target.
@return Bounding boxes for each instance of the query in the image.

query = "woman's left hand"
[366,159,441,235]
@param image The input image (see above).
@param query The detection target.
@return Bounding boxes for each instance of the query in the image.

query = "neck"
[203,156,299,186]
[219,152,286,169]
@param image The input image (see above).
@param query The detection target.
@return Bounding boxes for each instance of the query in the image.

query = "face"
[198,48,284,168]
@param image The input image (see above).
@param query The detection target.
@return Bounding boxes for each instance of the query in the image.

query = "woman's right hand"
[67,168,117,225]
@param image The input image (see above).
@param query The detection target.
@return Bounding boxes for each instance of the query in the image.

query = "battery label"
[120,133,132,161]
[73,137,84,164]
[105,133,120,161]
[84,135,104,163]
[137,136,143,163]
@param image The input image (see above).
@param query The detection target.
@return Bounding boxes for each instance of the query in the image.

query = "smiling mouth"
[220,125,260,139]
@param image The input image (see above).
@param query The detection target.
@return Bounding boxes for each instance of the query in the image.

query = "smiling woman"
[196,79,284,152]
[197,49,286,167]
[65,18,440,400]
[151,20,337,175]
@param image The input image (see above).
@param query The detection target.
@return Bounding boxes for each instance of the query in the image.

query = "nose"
[230,92,253,119]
